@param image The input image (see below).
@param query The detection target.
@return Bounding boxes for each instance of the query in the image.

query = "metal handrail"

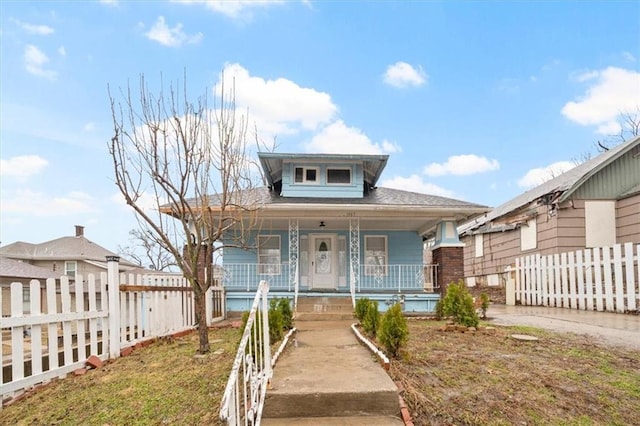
[219,280,271,425]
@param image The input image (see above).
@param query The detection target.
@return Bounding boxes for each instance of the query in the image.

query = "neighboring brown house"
[0,225,141,280]
[460,135,640,288]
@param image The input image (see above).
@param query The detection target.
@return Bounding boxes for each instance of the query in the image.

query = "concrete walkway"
[262,320,403,425]
[488,304,640,350]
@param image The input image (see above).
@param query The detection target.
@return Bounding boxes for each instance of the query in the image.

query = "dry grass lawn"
[2,320,639,425]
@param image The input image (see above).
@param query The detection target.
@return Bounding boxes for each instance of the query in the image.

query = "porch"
[222,262,440,313]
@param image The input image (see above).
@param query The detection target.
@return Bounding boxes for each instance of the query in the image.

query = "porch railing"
[219,280,271,425]
[222,263,438,293]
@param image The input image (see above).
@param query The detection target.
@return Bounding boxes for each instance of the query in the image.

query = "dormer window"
[294,167,318,183]
[327,168,351,184]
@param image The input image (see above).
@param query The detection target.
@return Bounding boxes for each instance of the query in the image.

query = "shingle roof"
[182,185,488,211]
[0,236,139,267]
[462,135,640,234]
[0,256,60,280]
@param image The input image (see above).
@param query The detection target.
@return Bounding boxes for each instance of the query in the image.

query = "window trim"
[294,166,319,184]
[364,235,388,276]
[326,167,352,185]
[65,261,77,278]
[520,218,537,252]
[474,234,484,258]
[257,235,281,275]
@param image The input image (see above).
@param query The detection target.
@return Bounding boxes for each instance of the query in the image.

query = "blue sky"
[1,0,639,255]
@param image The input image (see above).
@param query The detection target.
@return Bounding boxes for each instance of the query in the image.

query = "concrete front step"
[295,312,355,321]
[261,415,404,425]
[296,296,354,320]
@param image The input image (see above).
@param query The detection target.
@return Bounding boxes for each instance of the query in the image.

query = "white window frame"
[520,218,537,251]
[474,234,484,258]
[364,235,388,276]
[585,201,616,248]
[65,261,77,278]
[327,168,352,185]
[294,166,319,184]
[257,235,281,275]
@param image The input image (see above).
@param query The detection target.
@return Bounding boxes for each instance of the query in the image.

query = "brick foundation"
[432,246,464,295]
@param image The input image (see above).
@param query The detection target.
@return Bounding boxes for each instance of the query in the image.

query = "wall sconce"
[319,221,326,229]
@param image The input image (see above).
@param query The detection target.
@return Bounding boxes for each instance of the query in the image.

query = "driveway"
[487,304,640,351]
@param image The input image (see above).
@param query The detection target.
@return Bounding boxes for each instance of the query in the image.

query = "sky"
[1,0,639,257]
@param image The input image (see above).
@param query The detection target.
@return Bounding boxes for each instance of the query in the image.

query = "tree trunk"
[194,288,210,353]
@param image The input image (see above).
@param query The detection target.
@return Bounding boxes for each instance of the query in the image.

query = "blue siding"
[281,161,364,198]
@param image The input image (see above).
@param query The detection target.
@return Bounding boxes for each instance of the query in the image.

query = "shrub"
[378,303,408,358]
[277,298,293,330]
[269,299,285,342]
[362,300,380,337]
[355,297,371,322]
[440,280,479,327]
[479,292,490,320]
[434,300,444,320]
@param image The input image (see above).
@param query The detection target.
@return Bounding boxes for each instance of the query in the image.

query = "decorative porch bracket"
[349,218,360,300]
[288,219,299,308]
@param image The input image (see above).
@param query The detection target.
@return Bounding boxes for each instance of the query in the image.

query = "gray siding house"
[190,152,489,313]
[460,135,640,288]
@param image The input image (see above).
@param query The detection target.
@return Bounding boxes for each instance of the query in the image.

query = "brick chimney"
[75,225,85,237]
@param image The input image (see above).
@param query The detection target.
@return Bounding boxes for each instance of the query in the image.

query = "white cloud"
[0,189,95,216]
[24,44,57,80]
[83,122,96,132]
[58,46,67,56]
[381,175,455,198]
[383,62,427,88]
[423,154,500,177]
[0,155,48,178]
[216,63,337,136]
[144,16,203,47]
[99,0,119,6]
[11,18,54,35]
[305,120,399,155]
[111,191,159,213]
[517,161,575,188]
[172,0,284,19]
[561,67,640,135]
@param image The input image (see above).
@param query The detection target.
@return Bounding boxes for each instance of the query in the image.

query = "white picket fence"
[1,257,224,405]
[514,243,640,313]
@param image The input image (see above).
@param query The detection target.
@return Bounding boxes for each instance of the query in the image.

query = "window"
[327,168,351,184]
[474,234,484,257]
[294,167,318,183]
[364,235,387,276]
[585,201,616,247]
[520,219,537,251]
[257,235,281,275]
[65,261,77,278]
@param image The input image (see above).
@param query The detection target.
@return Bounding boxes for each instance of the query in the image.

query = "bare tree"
[118,228,178,271]
[108,73,262,353]
[595,106,640,151]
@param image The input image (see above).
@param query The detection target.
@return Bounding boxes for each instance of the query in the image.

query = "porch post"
[288,219,299,298]
[106,256,120,360]
[431,219,465,295]
[349,219,360,293]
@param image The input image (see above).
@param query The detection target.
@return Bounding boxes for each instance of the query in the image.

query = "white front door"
[310,234,337,290]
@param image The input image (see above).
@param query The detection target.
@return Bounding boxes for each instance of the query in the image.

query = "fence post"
[106,256,121,359]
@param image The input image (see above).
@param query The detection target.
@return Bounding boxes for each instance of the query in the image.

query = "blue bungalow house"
[219,152,489,314]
